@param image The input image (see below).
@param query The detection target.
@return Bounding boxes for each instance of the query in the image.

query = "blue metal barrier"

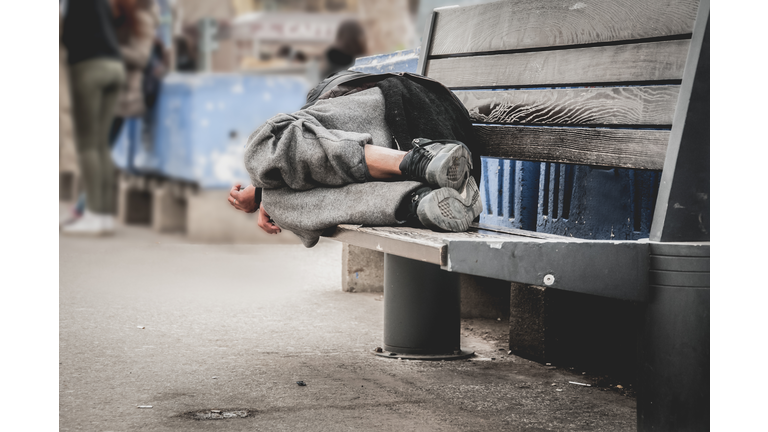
[479,159,540,230]
[536,164,661,240]
[113,72,310,188]
[157,73,310,188]
[478,157,661,240]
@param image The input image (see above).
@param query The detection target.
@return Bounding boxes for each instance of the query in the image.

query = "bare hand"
[257,203,281,234]
[228,184,258,213]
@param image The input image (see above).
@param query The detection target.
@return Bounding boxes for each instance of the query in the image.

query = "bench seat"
[329,223,649,301]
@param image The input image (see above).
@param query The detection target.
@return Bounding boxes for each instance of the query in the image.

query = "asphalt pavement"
[59,223,637,431]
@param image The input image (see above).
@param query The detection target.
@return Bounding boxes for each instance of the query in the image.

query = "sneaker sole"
[417,177,483,232]
[424,142,472,191]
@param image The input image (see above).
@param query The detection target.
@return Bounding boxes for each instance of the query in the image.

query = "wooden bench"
[327,0,710,430]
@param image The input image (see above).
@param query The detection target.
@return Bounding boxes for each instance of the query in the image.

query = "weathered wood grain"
[431,0,699,56]
[473,125,669,170]
[329,225,447,265]
[471,223,572,240]
[426,40,690,88]
[328,224,579,266]
[456,86,680,126]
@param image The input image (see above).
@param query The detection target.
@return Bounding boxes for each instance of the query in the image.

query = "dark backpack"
[302,70,375,109]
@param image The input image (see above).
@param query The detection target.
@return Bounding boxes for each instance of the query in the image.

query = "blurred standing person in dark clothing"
[320,19,367,79]
[66,0,161,225]
[61,0,125,235]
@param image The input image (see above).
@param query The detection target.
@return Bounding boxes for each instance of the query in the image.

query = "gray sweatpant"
[244,87,422,247]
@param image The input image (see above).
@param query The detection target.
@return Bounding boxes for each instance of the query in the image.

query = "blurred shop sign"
[232,12,354,43]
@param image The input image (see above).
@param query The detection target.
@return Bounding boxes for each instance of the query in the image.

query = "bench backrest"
[416,0,702,171]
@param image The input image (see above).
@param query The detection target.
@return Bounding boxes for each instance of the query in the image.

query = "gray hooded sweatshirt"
[243,87,422,247]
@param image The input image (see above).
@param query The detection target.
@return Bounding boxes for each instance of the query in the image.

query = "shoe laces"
[400,142,435,181]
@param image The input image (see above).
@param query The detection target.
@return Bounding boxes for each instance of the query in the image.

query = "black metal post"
[637,242,710,431]
[640,0,710,429]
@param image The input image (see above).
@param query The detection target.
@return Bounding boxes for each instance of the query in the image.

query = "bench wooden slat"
[426,40,690,89]
[456,86,680,127]
[329,224,581,266]
[474,125,669,170]
[330,225,447,265]
[430,0,698,56]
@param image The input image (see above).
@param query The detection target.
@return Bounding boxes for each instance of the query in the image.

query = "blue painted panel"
[477,158,661,239]
[536,164,661,240]
[478,158,539,230]
[152,73,310,188]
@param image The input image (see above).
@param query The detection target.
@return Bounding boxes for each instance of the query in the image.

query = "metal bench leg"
[638,242,709,431]
[373,253,473,360]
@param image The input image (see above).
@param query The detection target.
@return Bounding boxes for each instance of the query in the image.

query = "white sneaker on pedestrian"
[61,210,111,236]
[101,214,115,234]
[59,208,81,228]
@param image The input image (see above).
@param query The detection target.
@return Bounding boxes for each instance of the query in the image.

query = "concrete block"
[341,244,384,293]
[152,182,186,233]
[508,283,548,361]
[185,189,302,244]
[117,174,152,226]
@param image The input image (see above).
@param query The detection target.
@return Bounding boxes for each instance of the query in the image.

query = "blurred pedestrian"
[139,36,169,154]
[111,0,160,139]
[65,0,161,229]
[61,0,126,235]
[320,19,367,80]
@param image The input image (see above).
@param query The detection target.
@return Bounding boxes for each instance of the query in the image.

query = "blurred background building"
[171,0,419,74]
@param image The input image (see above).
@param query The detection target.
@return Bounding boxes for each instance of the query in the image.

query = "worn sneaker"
[398,138,472,191]
[416,176,483,232]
